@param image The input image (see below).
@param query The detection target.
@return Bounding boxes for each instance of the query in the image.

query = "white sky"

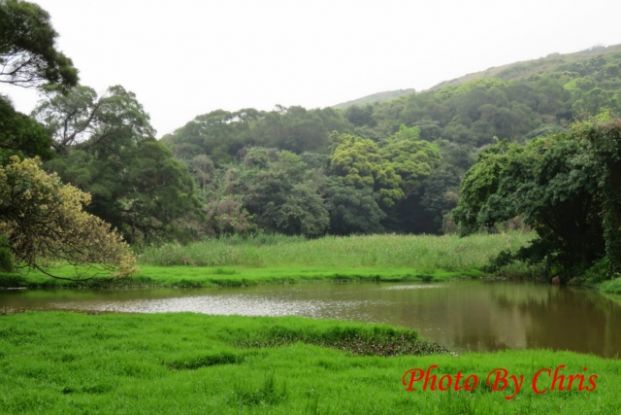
[1,0,620,136]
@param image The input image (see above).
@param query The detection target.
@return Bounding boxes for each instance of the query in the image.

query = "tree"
[231,147,329,237]
[328,132,400,207]
[0,0,77,88]
[452,122,619,280]
[328,128,440,232]
[0,95,52,162]
[344,105,376,127]
[32,85,98,153]
[379,125,440,196]
[582,120,621,274]
[204,196,255,236]
[189,154,214,191]
[33,85,154,154]
[35,85,200,243]
[323,176,385,235]
[0,156,135,277]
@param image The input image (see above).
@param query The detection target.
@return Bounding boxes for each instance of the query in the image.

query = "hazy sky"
[2,0,620,136]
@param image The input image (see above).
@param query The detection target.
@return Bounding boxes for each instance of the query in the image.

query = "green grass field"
[0,312,618,415]
[1,233,619,414]
[0,233,536,288]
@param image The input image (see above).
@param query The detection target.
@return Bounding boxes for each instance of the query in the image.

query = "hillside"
[332,88,415,109]
[432,44,621,89]
[363,43,621,144]
[162,44,621,237]
[334,44,621,107]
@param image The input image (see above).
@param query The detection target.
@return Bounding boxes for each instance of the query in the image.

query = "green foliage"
[599,277,621,295]
[329,128,439,205]
[158,45,621,238]
[582,257,613,284]
[344,104,376,127]
[163,106,349,164]
[333,88,415,109]
[233,148,329,237]
[323,176,385,234]
[0,156,135,276]
[369,46,621,146]
[36,85,200,243]
[32,85,99,152]
[380,126,439,195]
[0,96,52,162]
[583,120,621,273]
[0,0,77,88]
[204,196,255,236]
[454,120,621,281]
[235,321,445,355]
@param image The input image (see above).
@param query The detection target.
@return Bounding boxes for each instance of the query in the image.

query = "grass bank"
[0,311,618,414]
[0,232,535,288]
[599,277,621,304]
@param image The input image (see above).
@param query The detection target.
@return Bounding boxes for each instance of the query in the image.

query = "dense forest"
[162,44,621,239]
[2,0,621,281]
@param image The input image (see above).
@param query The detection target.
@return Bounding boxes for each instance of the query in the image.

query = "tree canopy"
[0,156,135,276]
[0,0,77,88]
[453,120,621,281]
[161,46,621,236]
[36,85,200,243]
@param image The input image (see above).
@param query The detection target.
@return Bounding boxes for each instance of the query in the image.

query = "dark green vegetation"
[0,0,77,164]
[454,120,621,283]
[163,44,621,239]
[433,45,621,90]
[0,95,52,162]
[34,85,201,244]
[0,312,619,414]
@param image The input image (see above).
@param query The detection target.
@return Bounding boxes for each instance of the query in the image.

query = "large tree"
[453,120,621,280]
[229,147,329,237]
[328,127,441,232]
[323,176,385,235]
[0,0,77,88]
[35,85,200,243]
[0,156,135,277]
[0,0,77,162]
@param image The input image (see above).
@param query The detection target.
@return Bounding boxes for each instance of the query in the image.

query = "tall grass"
[140,232,534,271]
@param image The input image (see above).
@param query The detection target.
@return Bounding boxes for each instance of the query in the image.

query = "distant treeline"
[161,45,621,238]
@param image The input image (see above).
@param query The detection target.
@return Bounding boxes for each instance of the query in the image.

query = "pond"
[1,281,620,357]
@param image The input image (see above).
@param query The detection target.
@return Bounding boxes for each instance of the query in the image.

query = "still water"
[1,281,620,357]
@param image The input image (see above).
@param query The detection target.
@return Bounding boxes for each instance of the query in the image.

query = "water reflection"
[0,281,619,357]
